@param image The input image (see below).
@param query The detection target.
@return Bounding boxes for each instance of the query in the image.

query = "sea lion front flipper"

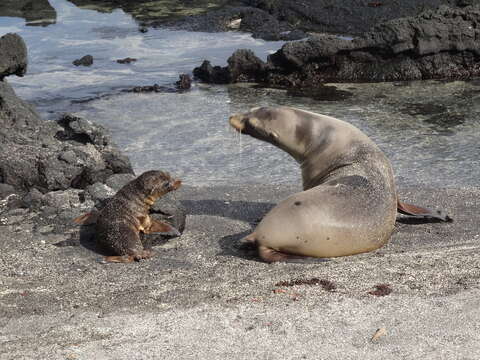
[102,255,136,263]
[146,219,181,236]
[397,200,452,222]
[258,245,329,264]
[73,210,99,225]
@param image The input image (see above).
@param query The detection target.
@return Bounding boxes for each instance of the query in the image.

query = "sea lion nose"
[229,114,245,131]
[170,179,182,190]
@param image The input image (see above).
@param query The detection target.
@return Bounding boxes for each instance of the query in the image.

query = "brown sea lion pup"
[74,170,182,263]
[229,106,451,263]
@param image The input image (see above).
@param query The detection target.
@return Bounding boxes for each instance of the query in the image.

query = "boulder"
[194,5,480,85]
[0,34,28,80]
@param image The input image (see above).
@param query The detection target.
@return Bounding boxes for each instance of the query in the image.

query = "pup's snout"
[170,179,182,190]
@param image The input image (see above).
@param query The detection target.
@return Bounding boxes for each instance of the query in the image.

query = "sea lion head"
[135,170,182,199]
[229,106,310,161]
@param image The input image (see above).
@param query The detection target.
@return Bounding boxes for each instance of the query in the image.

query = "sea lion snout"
[170,179,182,190]
[229,114,245,131]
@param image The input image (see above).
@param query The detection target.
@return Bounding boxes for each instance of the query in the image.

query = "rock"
[176,74,192,90]
[105,173,136,192]
[227,49,266,82]
[73,55,93,67]
[42,189,84,210]
[193,49,266,83]
[22,188,44,209]
[246,0,459,35]
[116,57,137,64]
[0,37,134,195]
[0,183,15,198]
[194,5,480,85]
[0,33,28,79]
[167,6,293,41]
[193,60,231,84]
[84,182,116,204]
[149,191,187,240]
[0,0,56,27]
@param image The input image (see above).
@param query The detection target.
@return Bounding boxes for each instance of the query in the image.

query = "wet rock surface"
[0,0,56,26]
[116,57,137,64]
[194,5,480,85]
[73,55,94,67]
[0,33,28,80]
[167,6,306,41]
[0,33,134,195]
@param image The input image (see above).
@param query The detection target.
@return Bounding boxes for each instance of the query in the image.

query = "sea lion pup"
[229,106,450,263]
[74,170,182,263]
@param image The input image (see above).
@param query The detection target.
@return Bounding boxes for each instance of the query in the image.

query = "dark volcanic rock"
[245,0,458,35]
[194,5,480,85]
[175,74,192,90]
[227,49,266,82]
[0,34,28,80]
[193,61,231,84]
[73,55,93,67]
[0,35,133,195]
[193,49,266,83]
[116,57,137,64]
[0,0,57,26]
[167,6,304,41]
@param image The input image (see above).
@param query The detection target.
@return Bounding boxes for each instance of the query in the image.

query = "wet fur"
[76,170,181,263]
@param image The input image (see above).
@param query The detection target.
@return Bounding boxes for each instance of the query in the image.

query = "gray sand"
[1,185,479,359]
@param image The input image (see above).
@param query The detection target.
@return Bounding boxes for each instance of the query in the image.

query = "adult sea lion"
[74,170,182,263]
[229,106,450,263]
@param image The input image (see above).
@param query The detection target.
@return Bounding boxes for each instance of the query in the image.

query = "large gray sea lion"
[229,106,450,263]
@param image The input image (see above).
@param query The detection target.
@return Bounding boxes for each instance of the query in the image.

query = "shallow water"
[1,0,479,188]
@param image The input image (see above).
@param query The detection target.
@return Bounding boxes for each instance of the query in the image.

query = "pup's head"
[135,170,182,199]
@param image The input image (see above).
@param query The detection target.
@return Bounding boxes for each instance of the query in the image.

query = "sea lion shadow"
[181,199,274,261]
[218,231,264,261]
[54,223,102,255]
[396,216,448,225]
[180,199,274,223]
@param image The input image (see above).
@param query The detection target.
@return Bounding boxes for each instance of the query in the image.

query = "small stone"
[73,55,93,67]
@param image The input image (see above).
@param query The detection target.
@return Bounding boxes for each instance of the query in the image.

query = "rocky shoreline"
[0,33,186,254]
[193,5,480,86]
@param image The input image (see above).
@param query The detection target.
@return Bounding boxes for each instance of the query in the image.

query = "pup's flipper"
[73,211,99,225]
[146,219,181,236]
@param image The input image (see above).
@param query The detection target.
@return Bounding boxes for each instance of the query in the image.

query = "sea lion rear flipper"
[397,200,452,222]
[147,219,181,236]
[73,211,99,225]
[258,245,329,264]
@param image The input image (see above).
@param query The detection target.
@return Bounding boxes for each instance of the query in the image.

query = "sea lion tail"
[397,200,452,222]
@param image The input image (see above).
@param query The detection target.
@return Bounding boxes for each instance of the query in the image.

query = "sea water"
[1,0,479,187]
